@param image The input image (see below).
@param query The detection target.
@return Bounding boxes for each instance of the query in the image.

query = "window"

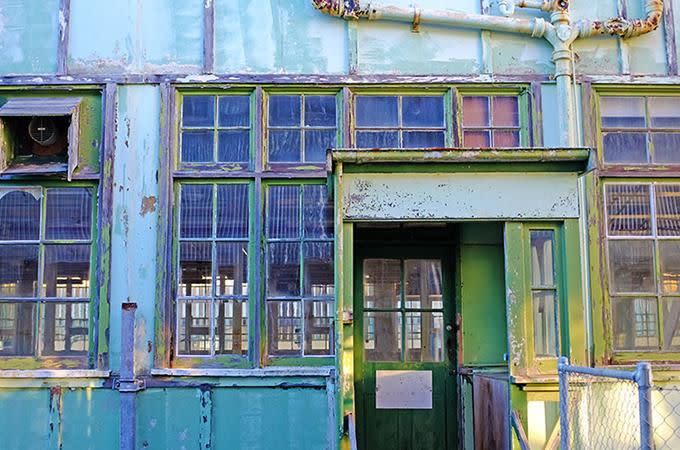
[461,95,520,147]
[0,186,94,363]
[605,183,680,351]
[530,230,559,357]
[600,96,680,164]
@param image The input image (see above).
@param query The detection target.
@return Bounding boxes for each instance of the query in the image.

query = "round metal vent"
[28,117,59,146]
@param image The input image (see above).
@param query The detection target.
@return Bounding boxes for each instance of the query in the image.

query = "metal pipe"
[120,302,137,450]
[558,357,571,450]
[635,362,654,450]
[578,0,663,38]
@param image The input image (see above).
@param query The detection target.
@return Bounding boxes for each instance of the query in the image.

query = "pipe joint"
[311,0,370,19]
[578,0,663,38]
[499,0,516,17]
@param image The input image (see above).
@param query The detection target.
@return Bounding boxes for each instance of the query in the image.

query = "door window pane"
[405,311,444,362]
[364,311,401,361]
[606,184,651,236]
[268,301,302,355]
[304,300,334,355]
[0,188,41,240]
[363,259,401,309]
[404,260,442,310]
[612,297,658,350]
[533,291,558,357]
[530,231,555,287]
[608,240,655,294]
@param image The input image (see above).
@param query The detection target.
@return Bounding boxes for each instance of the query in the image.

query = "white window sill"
[0,369,111,379]
[151,367,335,378]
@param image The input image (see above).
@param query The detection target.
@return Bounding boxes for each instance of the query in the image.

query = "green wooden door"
[354,246,457,450]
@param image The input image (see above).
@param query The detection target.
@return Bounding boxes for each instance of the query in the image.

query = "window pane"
[493,130,520,147]
[404,260,442,310]
[492,97,519,127]
[603,132,648,164]
[43,245,90,298]
[363,259,400,309]
[304,300,334,355]
[606,184,652,236]
[608,240,655,294]
[268,300,302,355]
[40,302,88,356]
[218,95,250,127]
[183,96,214,127]
[662,297,680,350]
[217,184,248,239]
[269,95,301,127]
[215,300,248,355]
[612,297,658,350]
[405,311,443,362]
[463,130,490,147]
[268,129,301,163]
[267,185,300,239]
[179,242,212,297]
[217,130,249,163]
[355,131,399,148]
[531,231,555,287]
[0,245,39,297]
[533,291,558,357]
[600,97,645,128]
[660,241,680,295]
[305,129,335,162]
[649,97,680,128]
[303,185,332,239]
[216,243,248,297]
[403,131,445,148]
[0,303,35,356]
[305,95,336,127]
[462,97,490,127]
[181,131,213,163]
[402,96,444,128]
[355,96,398,127]
[656,184,680,236]
[267,243,300,297]
[45,188,92,240]
[177,300,211,355]
[303,242,334,298]
[0,188,41,240]
[364,311,401,361]
[652,132,680,164]
[180,184,213,239]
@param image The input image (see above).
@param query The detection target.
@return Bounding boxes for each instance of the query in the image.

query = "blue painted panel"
[0,0,59,75]
[61,389,120,450]
[137,389,202,449]
[0,389,50,449]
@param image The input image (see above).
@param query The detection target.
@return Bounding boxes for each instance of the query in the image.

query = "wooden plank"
[473,375,509,450]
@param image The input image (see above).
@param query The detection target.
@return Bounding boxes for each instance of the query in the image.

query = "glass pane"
[183,96,215,127]
[179,242,212,297]
[177,300,212,355]
[305,95,336,127]
[404,260,442,310]
[462,96,490,127]
[304,300,334,355]
[303,185,333,239]
[217,184,248,239]
[355,131,399,148]
[0,188,41,240]
[612,297,658,350]
[303,242,334,298]
[0,303,35,356]
[269,95,301,127]
[492,97,519,127]
[218,95,250,127]
[652,132,680,163]
[600,97,646,128]
[181,131,213,163]
[0,245,39,297]
[656,184,680,236]
[493,130,520,147]
[402,96,444,127]
[268,300,302,355]
[267,185,300,239]
[531,230,555,287]
[663,297,680,350]
[180,184,213,239]
[608,240,655,294]
[215,300,248,355]
[43,245,90,298]
[304,129,335,162]
[46,188,92,240]
[463,130,490,147]
[533,291,558,357]
[405,311,444,362]
[364,311,401,361]
[217,130,249,163]
[403,131,445,148]
[267,243,300,297]
[606,184,652,236]
[363,259,401,309]
[40,302,88,356]
[355,96,398,127]
[268,129,301,163]
[216,242,248,297]
[660,241,680,295]
[649,97,680,128]
[603,132,648,164]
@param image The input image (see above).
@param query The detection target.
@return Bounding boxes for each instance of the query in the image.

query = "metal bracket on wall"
[113,377,146,392]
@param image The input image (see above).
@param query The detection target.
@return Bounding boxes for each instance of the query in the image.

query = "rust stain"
[139,195,157,216]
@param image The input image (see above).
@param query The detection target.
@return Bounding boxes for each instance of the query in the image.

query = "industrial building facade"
[0,0,678,448]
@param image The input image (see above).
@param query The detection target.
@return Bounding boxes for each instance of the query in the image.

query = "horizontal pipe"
[578,0,664,38]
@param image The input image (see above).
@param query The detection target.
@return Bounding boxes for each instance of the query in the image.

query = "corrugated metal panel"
[0,97,82,116]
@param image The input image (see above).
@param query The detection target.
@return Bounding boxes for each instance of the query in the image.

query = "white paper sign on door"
[375,370,433,409]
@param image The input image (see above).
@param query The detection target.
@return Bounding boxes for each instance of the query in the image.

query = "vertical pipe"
[554,55,578,147]
[120,302,137,450]
[636,362,654,450]
[558,356,570,450]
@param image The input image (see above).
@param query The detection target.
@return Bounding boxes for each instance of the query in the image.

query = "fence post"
[636,362,653,450]
[558,356,570,450]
